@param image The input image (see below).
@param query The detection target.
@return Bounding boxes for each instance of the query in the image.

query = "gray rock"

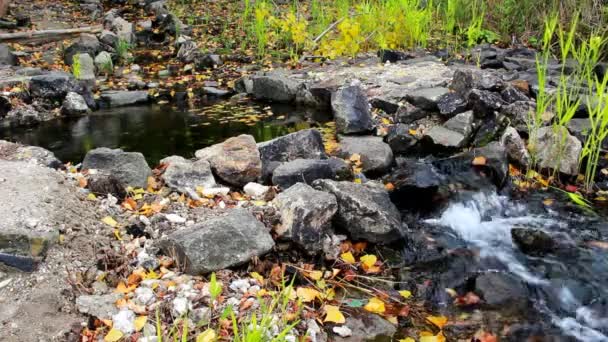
[444,110,475,138]
[99,30,119,47]
[423,125,467,149]
[0,161,94,271]
[251,73,300,103]
[61,92,91,116]
[76,293,122,319]
[94,51,113,74]
[451,68,504,96]
[331,85,374,134]
[533,126,581,175]
[111,17,134,43]
[273,183,338,253]
[0,44,18,66]
[337,136,393,176]
[158,209,274,274]
[272,159,335,189]
[5,104,50,127]
[161,159,216,194]
[501,101,538,133]
[384,124,417,154]
[475,272,529,313]
[72,53,96,81]
[405,87,449,111]
[194,134,261,187]
[437,92,468,118]
[63,34,101,66]
[177,39,198,63]
[29,72,76,100]
[332,312,397,342]
[393,102,429,124]
[501,86,529,103]
[194,54,222,70]
[313,179,402,243]
[500,126,530,166]
[203,87,231,97]
[82,147,152,188]
[99,90,149,107]
[0,141,61,168]
[468,89,504,118]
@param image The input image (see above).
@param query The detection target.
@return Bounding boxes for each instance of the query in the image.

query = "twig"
[298,17,346,63]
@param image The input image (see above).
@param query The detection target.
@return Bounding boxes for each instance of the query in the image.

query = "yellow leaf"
[386,315,398,324]
[250,272,265,284]
[114,229,122,241]
[134,316,147,332]
[364,297,385,314]
[399,290,412,299]
[307,270,323,281]
[104,328,124,342]
[102,216,118,227]
[426,315,448,329]
[196,329,217,342]
[87,193,97,200]
[399,338,416,342]
[323,305,346,324]
[420,331,446,342]
[340,251,356,264]
[354,178,362,184]
[296,287,321,303]
[360,254,377,269]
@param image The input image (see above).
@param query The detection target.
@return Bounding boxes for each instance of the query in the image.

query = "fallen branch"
[0,25,103,43]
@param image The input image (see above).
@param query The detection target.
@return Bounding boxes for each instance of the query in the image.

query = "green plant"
[71,55,82,79]
[98,58,113,76]
[252,0,273,58]
[115,38,132,65]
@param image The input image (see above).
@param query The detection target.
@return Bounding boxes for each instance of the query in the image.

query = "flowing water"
[427,192,608,341]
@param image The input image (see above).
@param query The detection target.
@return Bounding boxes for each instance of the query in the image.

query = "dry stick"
[298,17,346,62]
[0,25,103,43]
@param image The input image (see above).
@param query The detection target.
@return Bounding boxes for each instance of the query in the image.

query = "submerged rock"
[313,179,402,244]
[272,159,335,189]
[337,136,394,176]
[331,85,374,134]
[475,272,529,313]
[511,227,555,255]
[158,209,274,274]
[273,183,338,254]
[82,148,152,188]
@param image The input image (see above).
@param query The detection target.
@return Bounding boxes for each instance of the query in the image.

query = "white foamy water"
[426,192,608,342]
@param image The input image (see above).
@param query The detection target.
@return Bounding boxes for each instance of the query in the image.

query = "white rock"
[113,309,136,334]
[192,307,211,323]
[135,287,155,305]
[333,325,352,337]
[244,182,270,199]
[172,297,191,317]
[138,337,158,342]
[165,213,186,224]
[229,279,251,293]
[202,187,230,197]
[139,215,151,226]
[306,319,327,342]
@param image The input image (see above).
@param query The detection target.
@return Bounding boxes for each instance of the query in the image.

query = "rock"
[244,182,270,199]
[437,92,468,118]
[251,73,300,103]
[111,17,135,43]
[533,126,582,175]
[87,172,127,199]
[72,53,96,81]
[0,140,61,168]
[331,85,374,134]
[337,136,393,176]
[393,102,429,124]
[501,101,537,133]
[470,142,509,188]
[475,272,529,313]
[384,124,417,154]
[332,312,397,342]
[194,134,261,187]
[313,180,402,243]
[423,125,467,149]
[0,43,18,66]
[161,159,216,194]
[5,104,50,127]
[82,148,152,188]
[501,86,529,103]
[158,209,274,274]
[500,127,530,166]
[61,91,90,116]
[468,89,504,118]
[511,227,555,255]
[471,113,508,147]
[76,293,122,319]
[451,68,504,96]
[0,161,95,271]
[272,159,335,189]
[444,110,475,138]
[63,34,101,66]
[94,51,113,73]
[378,49,415,63]
[99,90,150,107]
[257,129,326,180]
[194,53,222,69]
[405,87,449,111]
[273,183,338,253]
[29,72,76,100]
[113,309,136,334]
[176,39,197,63]
[385,159,444,208]
[99,30,119,47]
[326,157,354,180]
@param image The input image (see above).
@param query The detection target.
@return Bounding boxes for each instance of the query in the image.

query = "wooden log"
[0,25,103,43]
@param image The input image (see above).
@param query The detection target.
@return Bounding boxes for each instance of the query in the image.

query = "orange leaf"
[426,315,448,329]
[472,156,486,166]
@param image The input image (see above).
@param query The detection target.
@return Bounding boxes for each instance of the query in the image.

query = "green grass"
[115,38,132,66]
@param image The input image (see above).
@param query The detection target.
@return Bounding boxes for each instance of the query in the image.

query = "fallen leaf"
[399,290,412,299]
[324,305,346,324]
[115,281,137,294]
[104,328,123,342]
[475,331,498,342]
[196,329,217,342]
[134,316,147,331]
[426,315,448,329]
[360,254,381,273]
[472,156,487,166]
[250,272,264,284]
[364,297,385,314]
[102,216,118,228]
[420,331,446,342]
[306,270,323,281]
[399,338,416,342]
[454,292,480,306]
[296,287,321,303]
[385,182,395,191]
[340,251,356,264]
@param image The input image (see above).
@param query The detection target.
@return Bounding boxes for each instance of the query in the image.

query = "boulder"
[0,43,18,66]
[271,159,335,189]
[111,17,134,44]
[313,180,402,243]
[511,227,555,255]
[5,104,50,127]
[437,92,468,118]
[337,136,394,176]
[82,148,152,188]
[331,85,374,134]
[332,312,397,342]
[251,73,300,103]
[405,87,449,111]
[194,134,261,187]
[29,72,76,100]
[158,209,274,274]
[384,124,417,154]
[0,140,61,168]
[61,92,91,116]
[475,272,529,313]
[98,90,150,107]
[161,159,216,194]
[63,34,101,66]
[72,53,96,82]
[500,127,530,166]
[273,183,338,253]
[533,126,582,175]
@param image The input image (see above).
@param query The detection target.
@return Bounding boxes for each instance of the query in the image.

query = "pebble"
[113,309,136,334]
[135,287,155,305]
[229,279,250,293]
[202,187,230,197]
[244,182,270,199]
[333,325,352,337]
[165,214,186,224]
[172,297,191,317]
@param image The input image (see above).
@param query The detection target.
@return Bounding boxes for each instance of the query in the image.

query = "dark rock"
[313,179,403,244]
[29,72,76,100]
[331,85,374,134]
[501,101,537,133]
[63,34,101,66]
[195,134,262,187]
[472,113,508,147]
[505,324,576,342]
[156,13,189,38]
[337,136,394,176]
[0,96,10,118]
[370,97,399,114]
[534,126,581,175]
[194,54,222,69]
[437,92,468,118]
[451,68,504,96]
[6,104,50,127]
[158,209,274,274]
[272,159,335,189]
[161,158,216,194]
[378,49,415,63]
[87,173,127,199]
[511,227,555,255]
[0,44,18,66]
[444,110,476,138]
[501,86,529,103]
[332,312,397,342]
[273,183,338,253]
[475,272,529,313]
[500,127,530,166]
[394,102,429,124]
[480,58,504,69]
[326,157,353,181]
[384,124,417,154]
[82,147,152,188]
[98,90,149,107]
[405,87,449,111]
[61,92,91,116]
[468,89,504,118]
[385,159,444,210]
[251,73,299,103]
[99,30,119,47]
